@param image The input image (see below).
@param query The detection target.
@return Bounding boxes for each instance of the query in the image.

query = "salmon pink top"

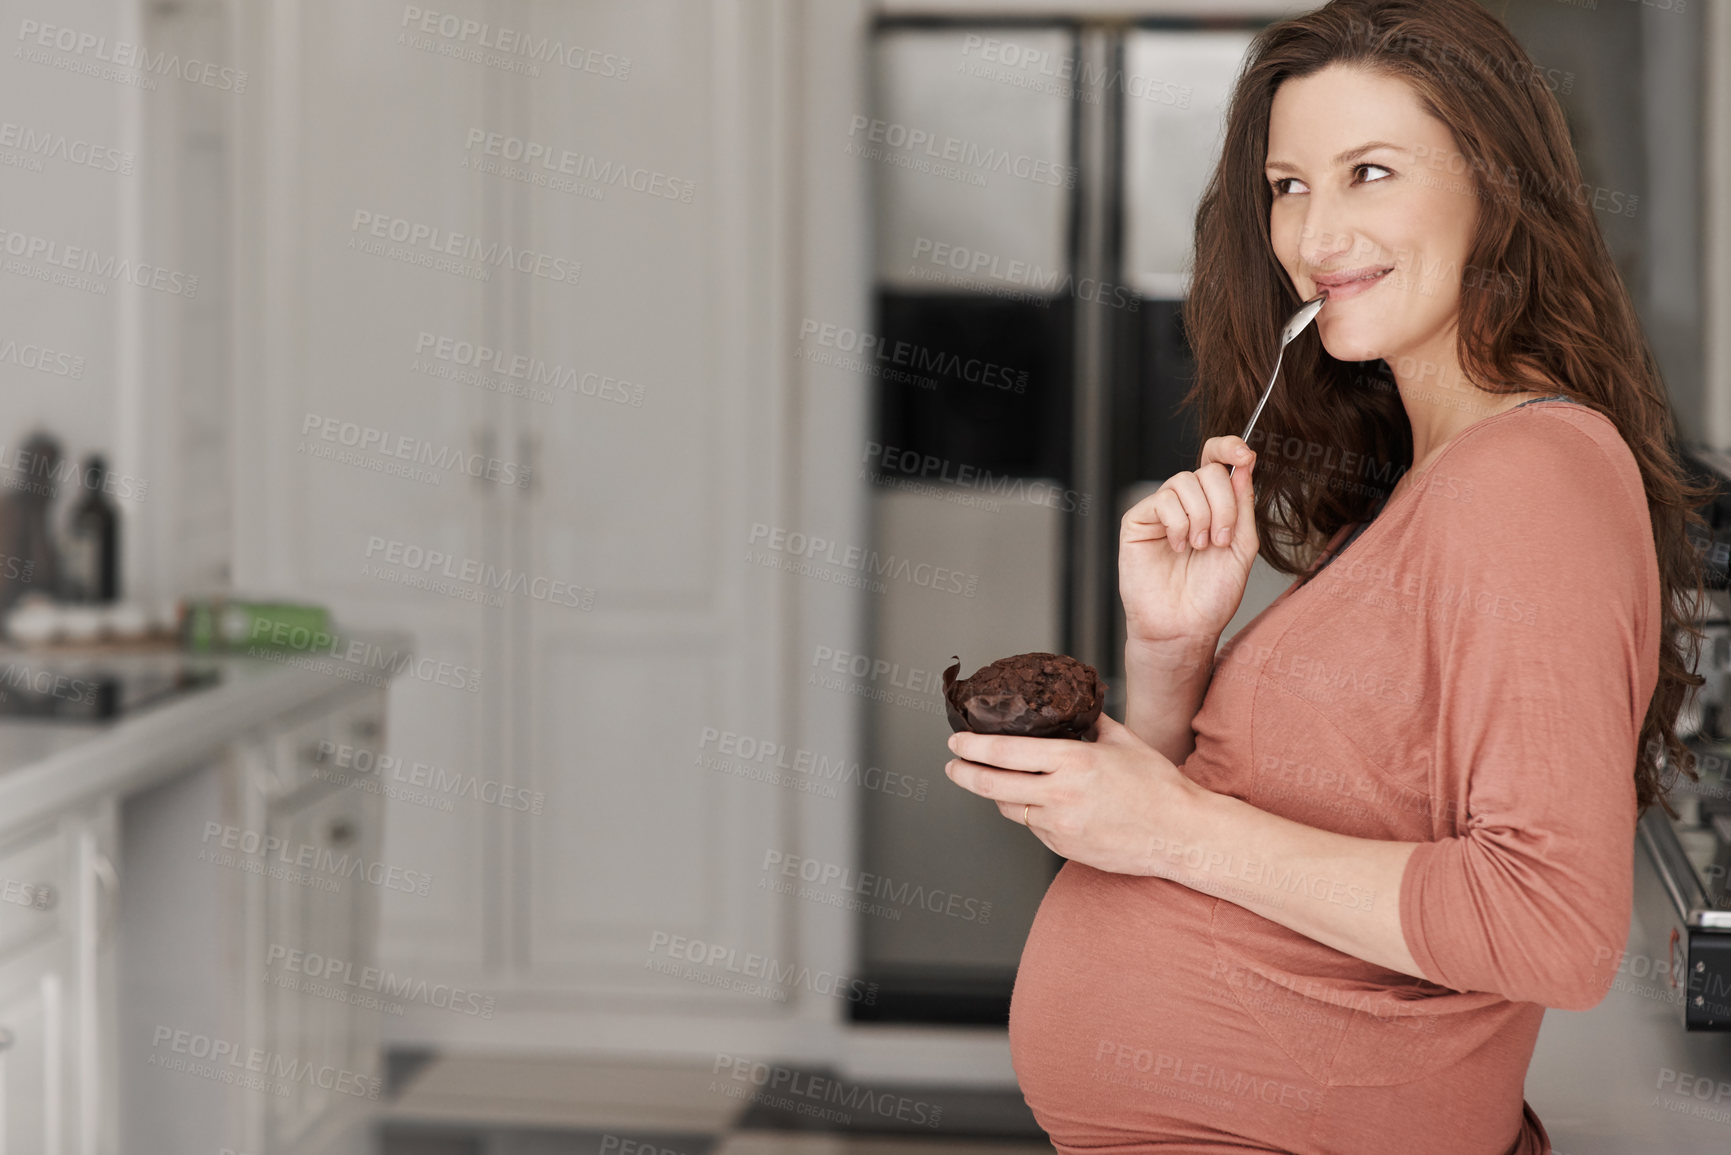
[1007,399,1660,1154]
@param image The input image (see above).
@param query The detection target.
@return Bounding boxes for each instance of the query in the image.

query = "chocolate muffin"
[943,652,1106,740]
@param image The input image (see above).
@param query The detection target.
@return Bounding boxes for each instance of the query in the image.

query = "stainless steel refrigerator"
[854,17,1262,1023]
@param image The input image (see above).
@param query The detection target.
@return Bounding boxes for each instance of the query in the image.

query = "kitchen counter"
[1527,843,1731,1153]
[0,633,410,832]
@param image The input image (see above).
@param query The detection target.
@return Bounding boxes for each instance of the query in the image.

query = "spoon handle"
[1229,346,1288,478]
[1227,294,1324,479]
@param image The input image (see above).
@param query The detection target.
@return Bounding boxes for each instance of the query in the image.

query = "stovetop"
[0,651,222,722]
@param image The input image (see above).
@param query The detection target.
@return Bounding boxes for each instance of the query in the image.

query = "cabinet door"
[71,802,120,1155]
[501,0,788,995]
[0,815,90,1155]
[262,779,382,1154]
[230,0,496,982]
[0,940,72,1155]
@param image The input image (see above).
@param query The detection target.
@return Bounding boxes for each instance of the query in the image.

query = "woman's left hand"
[944,714,1208,876]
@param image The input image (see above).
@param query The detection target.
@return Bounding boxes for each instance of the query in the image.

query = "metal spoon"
[1229,292,1327,477]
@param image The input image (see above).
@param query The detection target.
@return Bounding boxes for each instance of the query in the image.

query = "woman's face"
[1265,63,1479,370]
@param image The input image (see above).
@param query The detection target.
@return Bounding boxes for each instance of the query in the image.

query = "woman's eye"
[1269,177,1307,196]
[1355,163,1393,184]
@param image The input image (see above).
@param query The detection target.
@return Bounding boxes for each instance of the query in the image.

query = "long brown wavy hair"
[1181,0,1712,812]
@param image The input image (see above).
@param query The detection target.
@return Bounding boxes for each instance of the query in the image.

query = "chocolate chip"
[942,652,1106,741]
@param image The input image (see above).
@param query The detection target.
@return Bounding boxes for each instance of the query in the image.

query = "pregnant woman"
[941,1,1712,1151]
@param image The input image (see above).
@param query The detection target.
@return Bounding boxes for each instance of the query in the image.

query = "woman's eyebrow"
[1264,141,1412,174]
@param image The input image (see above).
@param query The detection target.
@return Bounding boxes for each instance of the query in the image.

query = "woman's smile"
[1309,264,1394,300]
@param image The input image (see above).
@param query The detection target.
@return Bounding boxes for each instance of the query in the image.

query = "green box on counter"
[180,597,333,653]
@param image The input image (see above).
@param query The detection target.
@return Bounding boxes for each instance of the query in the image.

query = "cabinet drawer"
[0,940,71,1155]
[0,826,65,965]
[269,696,387,799]
[271,709,340,798]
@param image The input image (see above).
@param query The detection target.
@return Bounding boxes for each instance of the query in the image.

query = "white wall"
[0,0,137,583]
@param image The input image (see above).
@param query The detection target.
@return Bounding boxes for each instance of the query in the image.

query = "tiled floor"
[375,1053,1053,1155]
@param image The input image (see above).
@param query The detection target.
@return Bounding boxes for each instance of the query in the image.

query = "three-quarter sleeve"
[1397,415,1658,1011]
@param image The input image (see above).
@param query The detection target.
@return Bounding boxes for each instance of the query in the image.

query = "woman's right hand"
[1120,435,1261,650]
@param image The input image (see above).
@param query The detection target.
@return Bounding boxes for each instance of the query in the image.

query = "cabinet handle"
[0,1027,13,1051]
[351,716,381,740]
[93,851,119,946]
[250,762,287,801]
[473,426,497,494]
[517,431,538,496]
[328,819,355,847]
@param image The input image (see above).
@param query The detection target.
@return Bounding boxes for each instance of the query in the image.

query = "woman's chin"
[1316,324,1387,366]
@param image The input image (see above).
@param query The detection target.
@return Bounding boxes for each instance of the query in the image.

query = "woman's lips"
[1310,266,1393,302]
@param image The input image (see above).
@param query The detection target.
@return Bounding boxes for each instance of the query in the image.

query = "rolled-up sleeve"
[1397,418,1657,1011]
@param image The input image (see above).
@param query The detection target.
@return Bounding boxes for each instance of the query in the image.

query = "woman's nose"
[1298,213,1357,270]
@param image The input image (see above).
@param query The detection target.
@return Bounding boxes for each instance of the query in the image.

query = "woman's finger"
[1121,489,1172,542]
[1151,488,1191,550]
[1161,475,1214,552]
[945,758,1051,806]
[1193,461,1238,548]
[948,730,1072,773]
[1230,450,1258,550]
[1199,435,1255,471]
[1093,713,1132,743]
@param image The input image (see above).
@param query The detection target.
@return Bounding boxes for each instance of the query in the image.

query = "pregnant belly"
[1008,861,1327,1152]
[1008,862,1540,1155]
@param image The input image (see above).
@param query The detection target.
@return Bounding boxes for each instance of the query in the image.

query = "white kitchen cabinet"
[227,0,802,1007]
[0,942,66,1155]
[227,0,497,987]
[119,686,387,1155]
[0,802,118,1155]
[219,0,872,1065]
[497,0,787,995]
[262,767,383,1154]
